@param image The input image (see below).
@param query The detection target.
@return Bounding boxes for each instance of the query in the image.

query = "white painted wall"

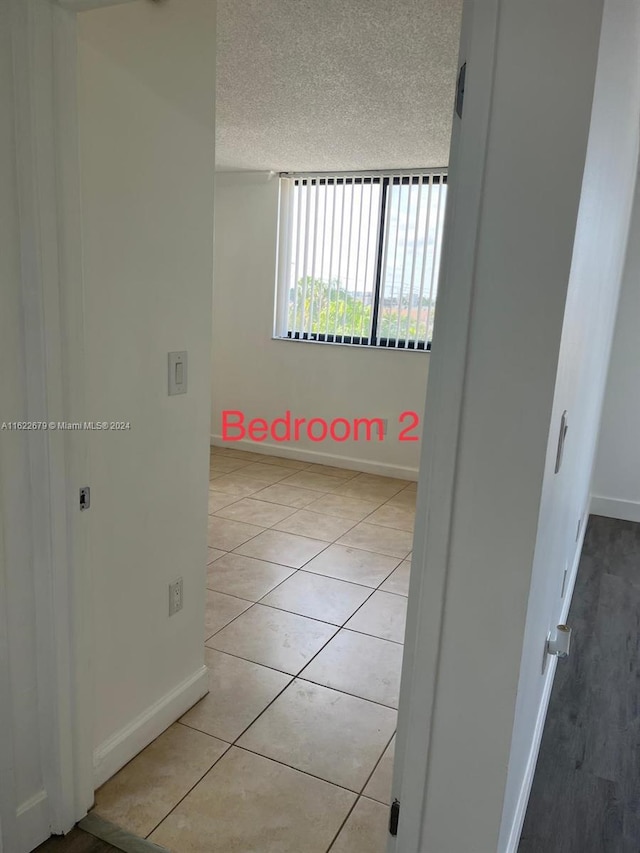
[211,174,428,478]
[0,5,47,849]
[77,0,216,783]
[401,0,640,850]
[500,1,640,847]
[591,176,640,523]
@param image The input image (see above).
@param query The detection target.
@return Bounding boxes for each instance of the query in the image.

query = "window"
[274,170,447,350]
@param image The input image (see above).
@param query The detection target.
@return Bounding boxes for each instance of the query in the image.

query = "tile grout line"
[146,480,339,842]
[212,505,364,549]
[324,797,360,853]
[142,741,233,840]
[213,449,379,481]
[293,673,399,710]
[232,743,369,797]
[178,665,399,740]
[203,522,344,643]
[101,455,412,844]
[357,728,396,797]
[198,645,294,676]
[212,447,417,483]
[205,455,413,840]
[203,626,405,688]
[209,470,352,502]
[219,532,395,672]
[206,559,403,598]
[144,733,366,841]
[211,499,299,527]
[214,446,414,485]
[204,595,261,644]
[251,565,378,625]
[211,461,414,509]
[206,547,408,597]
[205,485,412,644]
[212,455,316,474]
[203,581,400,756]
[207,493,360,565]
[209,473,415,550]
[321,728,398,850]
[324,728,397,853]
[180,673,296,748]
[207,464,411,828]
[205,573,402,706]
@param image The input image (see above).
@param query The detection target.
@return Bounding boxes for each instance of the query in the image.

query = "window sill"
[272,336,431,353]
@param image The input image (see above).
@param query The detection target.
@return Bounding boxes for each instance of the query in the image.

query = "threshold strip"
[78,813,170,853]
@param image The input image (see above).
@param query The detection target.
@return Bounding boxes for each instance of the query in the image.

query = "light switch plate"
[168,351,187,396]
[169,578,183,616]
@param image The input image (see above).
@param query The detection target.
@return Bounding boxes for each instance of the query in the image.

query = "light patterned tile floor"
[92,448,416,852]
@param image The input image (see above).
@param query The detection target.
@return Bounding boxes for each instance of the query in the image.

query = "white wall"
[591,176,640,522]
[211,174,428,478]
[500,0,640,846]
[406,0,640,850]
[77,0,216,784]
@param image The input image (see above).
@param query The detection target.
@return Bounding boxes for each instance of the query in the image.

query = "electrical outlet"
[169,578,183,616]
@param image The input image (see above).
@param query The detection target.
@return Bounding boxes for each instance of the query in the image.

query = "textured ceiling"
[216,0,463,172]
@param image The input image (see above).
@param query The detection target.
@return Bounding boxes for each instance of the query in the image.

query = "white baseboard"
[16,789,50,853]
[590,495,640,523]
[502,515,586,853]
[503,658,557,853]
[93,665,208,789]
[210,435,419,481]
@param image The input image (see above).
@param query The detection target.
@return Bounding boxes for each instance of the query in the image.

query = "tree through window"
[274,171,447,350]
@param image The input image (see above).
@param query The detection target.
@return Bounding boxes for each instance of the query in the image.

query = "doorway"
[77,0,462,851]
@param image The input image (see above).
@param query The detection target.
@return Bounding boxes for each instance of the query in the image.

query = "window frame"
[275,169,447,352]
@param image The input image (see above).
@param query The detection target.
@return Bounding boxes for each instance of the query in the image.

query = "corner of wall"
[92,665,208,789]
[590,495,640,523]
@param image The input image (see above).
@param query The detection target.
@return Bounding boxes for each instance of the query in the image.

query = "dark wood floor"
[520,514,640,853]
[35,829,118,853]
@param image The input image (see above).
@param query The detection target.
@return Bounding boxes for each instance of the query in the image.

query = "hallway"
[520,515,640,853]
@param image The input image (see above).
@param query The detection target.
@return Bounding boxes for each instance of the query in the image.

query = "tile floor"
[93,447,415,852]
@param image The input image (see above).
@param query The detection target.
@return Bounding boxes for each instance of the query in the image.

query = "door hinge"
[389,799,400,837]
[456,61,467,118]
[79,486,90,511]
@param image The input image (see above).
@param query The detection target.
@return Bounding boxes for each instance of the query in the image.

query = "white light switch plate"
[168,351,187,395]
[169,578,183,616]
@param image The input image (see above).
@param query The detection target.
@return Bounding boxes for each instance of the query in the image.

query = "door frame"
[4,0,137,845]
[10,0,91,838]
[390,2,500,850]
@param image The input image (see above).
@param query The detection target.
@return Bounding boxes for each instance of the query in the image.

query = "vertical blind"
[275,170,448,350]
